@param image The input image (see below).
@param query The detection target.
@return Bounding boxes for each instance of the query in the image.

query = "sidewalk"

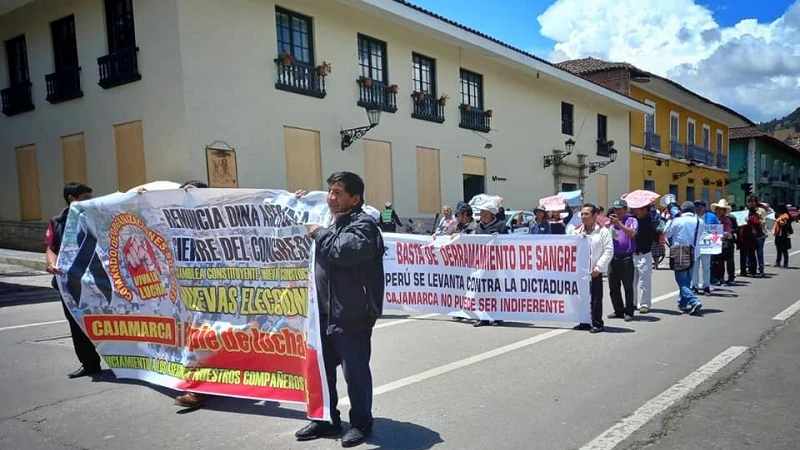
[0,248,46,272]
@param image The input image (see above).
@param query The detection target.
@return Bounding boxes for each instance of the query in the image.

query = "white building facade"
[0,0,649,248]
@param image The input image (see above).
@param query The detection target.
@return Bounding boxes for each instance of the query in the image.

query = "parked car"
[503,210,535,233]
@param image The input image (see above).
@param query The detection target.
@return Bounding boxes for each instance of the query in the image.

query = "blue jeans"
[674,269,699,309]
[756,237,766,273]
[691,254,712,289]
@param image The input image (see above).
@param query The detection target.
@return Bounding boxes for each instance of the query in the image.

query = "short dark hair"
[326,171,364,204]
[63,182,92,204]
[747,194,759,203]
[582,203,598,215]
[180,180,209,189]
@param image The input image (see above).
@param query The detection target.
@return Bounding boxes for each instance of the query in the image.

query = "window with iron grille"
[51,15,79,70]
[276,7,314,65]
[561,102,574,135]
[358,34,387,83]
[460,69,483,109]
[5,35,29,85]
[104,0,135,52]
[412,53,435,96]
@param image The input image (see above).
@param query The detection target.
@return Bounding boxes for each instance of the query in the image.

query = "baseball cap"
[681,201,696,212]
[385,202,392,208]
[455,201,472,215]
[694,200,707,208]
[612,199,628,209]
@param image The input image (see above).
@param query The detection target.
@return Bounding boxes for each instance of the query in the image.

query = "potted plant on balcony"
[316,61,332,76]
[485,109,493,118]
[438,94,449,106]
[415,90,426,103]
[280,51,293,67]
[462,103,472,112]
[362,76,372,87]
[389,84,399,94]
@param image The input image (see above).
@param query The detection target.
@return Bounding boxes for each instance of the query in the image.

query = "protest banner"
[382,233,592,323]
[55,188,333,420]
[699,224,724,255]
[538,194,567,212]
[621,190,660,209]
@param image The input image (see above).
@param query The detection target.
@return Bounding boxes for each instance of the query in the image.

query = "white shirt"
[574,222,614,274]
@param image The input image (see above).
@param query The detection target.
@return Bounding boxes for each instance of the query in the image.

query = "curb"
[0,256,47,272]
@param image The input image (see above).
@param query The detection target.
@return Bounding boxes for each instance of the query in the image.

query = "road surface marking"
[374,313,439,329]
[652,290,679,304]
[773,299,800,322]
[579,345,749,450]
[340,329,568,406]
[0,320,67,332]
[791,250,800,256]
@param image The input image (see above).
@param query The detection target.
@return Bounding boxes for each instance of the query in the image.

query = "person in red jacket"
[739,208,761,276]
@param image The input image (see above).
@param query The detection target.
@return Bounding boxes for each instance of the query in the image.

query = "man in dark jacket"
[45,182,101,378]
[295,172,385,448]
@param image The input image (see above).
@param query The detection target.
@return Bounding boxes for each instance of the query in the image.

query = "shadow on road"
[649,308,683,316]
[633,315,661,323]
[694,308,724,317]
[603,326,635,334]
[366,417,444,449]
[0,282,60,308]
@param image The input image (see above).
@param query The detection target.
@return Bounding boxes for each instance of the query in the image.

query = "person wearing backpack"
[774,203,794,268]
[663,201,703,315]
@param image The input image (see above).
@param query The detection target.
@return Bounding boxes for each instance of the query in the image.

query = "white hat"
[478,198,500,215]
[385,202,392,208]
[711,198,732,212]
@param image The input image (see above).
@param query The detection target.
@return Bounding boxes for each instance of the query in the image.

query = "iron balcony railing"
[716,153,728,169]
[644,132,661,152]
[45,66,83,104]
[1,81,34,116]
[356,78,397,113]
[458,104,490,132]
[97,46,141,89]
[411,92,445,123]
[670,140,685,159]
[274,59,326,98]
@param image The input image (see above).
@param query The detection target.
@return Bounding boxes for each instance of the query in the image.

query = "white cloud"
[538,0,800,122]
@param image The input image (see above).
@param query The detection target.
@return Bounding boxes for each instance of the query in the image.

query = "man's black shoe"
[607,313,623,319]
[473,320,491,327]
[295,421,342,441]
[67,366,101,379]
[573,323,591,331]
[589,326,604,334]
[341,427,372,448]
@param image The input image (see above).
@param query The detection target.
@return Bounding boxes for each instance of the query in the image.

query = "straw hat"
[711,198,732,212]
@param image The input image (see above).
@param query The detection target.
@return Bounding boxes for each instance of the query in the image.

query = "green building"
[729,127,800,208]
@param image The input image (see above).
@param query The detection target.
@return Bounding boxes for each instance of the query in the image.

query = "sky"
[408,0,800,123]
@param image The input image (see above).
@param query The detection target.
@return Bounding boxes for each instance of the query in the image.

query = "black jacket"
[477,218,508,235]
[48,208,69,290]
[314,207,385,333]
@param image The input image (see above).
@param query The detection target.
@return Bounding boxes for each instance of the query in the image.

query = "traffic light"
[741,183,753,197]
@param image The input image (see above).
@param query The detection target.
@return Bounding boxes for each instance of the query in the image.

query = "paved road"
[1,244,799,450]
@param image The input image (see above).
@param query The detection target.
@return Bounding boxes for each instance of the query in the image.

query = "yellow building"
[557,58,753,204]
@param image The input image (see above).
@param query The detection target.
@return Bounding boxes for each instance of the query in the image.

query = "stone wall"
[0,221,49,252]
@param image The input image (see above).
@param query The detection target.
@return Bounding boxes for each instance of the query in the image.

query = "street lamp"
[588,147,618,173]
[543,139,577,169]
[340,107,382,150]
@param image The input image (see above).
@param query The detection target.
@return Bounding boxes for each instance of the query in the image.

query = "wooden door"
[113,120,146,192]
[597,173,608,208]
[461,155,486,176]
[283,126,322,191]
[416,147,441,214]
[15,144,41,221]
[363,139,393,208]
[61,132,88,184]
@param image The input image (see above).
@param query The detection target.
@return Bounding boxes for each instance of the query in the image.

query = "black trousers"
[322,325,374,429]
[609,255,635,316]
[590,275,604,328]
[61,300,101,370]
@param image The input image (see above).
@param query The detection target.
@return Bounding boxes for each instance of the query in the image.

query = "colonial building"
[729,127,800,207]
[0,0,648,250]
[557,57,753,204]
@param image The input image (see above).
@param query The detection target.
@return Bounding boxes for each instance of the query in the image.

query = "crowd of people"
[45,174,795,448]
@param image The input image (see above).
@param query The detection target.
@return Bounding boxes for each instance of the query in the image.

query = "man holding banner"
[295,172,385,448]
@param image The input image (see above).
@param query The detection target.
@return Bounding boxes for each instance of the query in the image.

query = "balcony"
[670,140,686,159]
[97,46,141,89]
[274,59,326,98]
[356,77,397,113]
[687,144,709,164]
[1,82,35,116]
[458,104,490,132]
[45,66,83,104]
[644,132,661,152]
[411,92,445,123]
[716,153,728,169]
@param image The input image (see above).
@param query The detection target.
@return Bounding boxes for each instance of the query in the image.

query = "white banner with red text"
[382,233,592,323]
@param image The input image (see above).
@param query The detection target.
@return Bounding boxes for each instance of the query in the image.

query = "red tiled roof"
[389,1,647,108]
[729,127,767,140]
[556,57,635,75]
[557,57,755,127]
